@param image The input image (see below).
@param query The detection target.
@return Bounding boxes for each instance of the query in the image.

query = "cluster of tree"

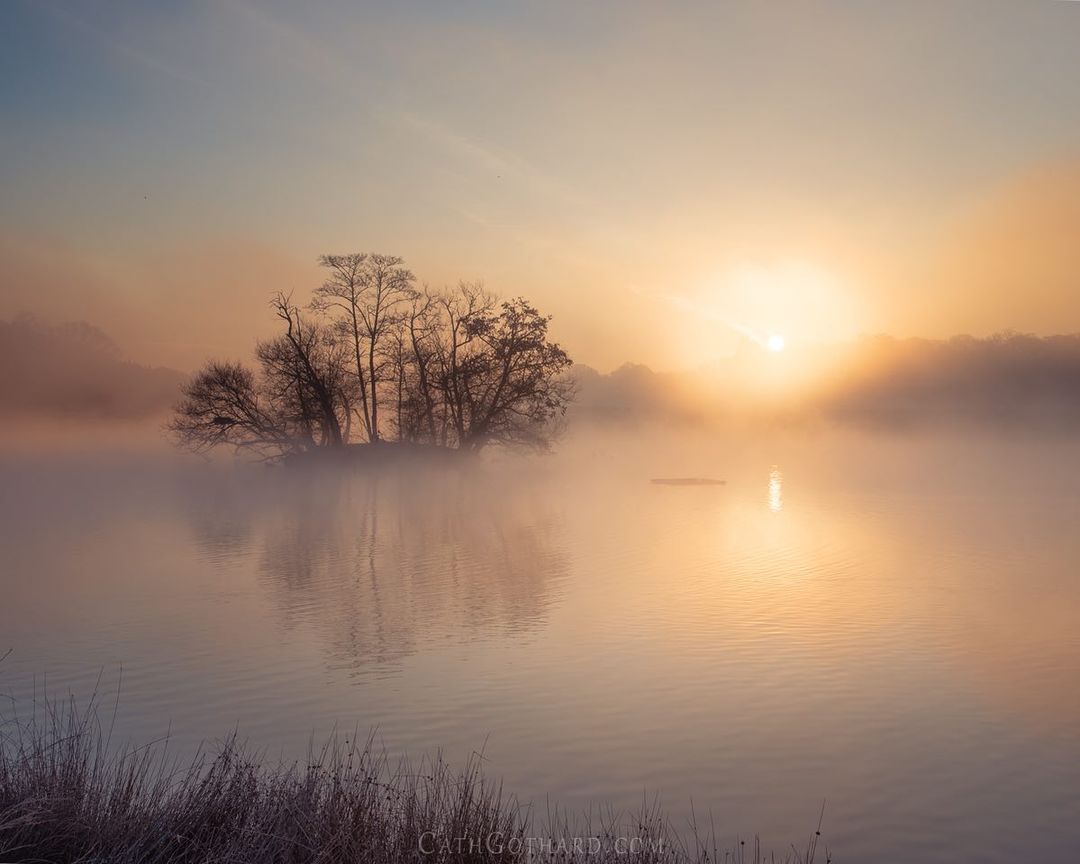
[169,254,575,458]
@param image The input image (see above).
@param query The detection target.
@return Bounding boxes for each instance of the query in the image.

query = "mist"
[8,312,1080,453]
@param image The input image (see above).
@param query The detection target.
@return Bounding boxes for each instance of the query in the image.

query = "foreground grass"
[0,696,827,863]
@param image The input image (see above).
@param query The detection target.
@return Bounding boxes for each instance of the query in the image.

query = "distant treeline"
[170,254,575,458]
[572,332,1080,431]
[815,332,1080,430]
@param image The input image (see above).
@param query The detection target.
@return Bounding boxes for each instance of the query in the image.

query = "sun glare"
[767,334,786,353]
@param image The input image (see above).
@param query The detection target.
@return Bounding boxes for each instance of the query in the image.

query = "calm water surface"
[2,432,1079,862]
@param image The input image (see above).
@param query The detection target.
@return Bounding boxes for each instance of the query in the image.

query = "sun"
[766,334,786,353]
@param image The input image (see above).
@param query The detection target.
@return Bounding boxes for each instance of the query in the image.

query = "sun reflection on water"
[768,466,783,512]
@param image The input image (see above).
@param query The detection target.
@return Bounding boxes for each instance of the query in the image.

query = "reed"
[0,694,826,863]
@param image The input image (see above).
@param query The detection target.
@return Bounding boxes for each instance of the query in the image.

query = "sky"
[2,0,1079,372]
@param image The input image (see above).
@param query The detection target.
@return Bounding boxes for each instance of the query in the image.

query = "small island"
[170,253,576,463]
[650,477,727,486]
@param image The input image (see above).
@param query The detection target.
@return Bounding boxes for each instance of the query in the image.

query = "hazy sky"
[2,1,1079,371]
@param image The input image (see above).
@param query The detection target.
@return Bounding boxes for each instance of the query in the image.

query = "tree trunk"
[368,339,379,442]
[351,310,372,441]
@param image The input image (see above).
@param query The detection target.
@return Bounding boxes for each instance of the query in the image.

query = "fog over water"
[2,426,1079,863]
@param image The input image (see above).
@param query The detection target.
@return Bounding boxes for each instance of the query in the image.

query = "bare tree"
[267,292,346,447]
[170,294,352,458]
[312,253,416,443]
[448,295,575,452]
[311,254,372,441]
[168,361,294,458]
[428,282,496,448]
[359,254,416,442]
[400,289,444,443]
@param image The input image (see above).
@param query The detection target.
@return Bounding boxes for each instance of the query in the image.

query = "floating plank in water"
[650,477,726,486]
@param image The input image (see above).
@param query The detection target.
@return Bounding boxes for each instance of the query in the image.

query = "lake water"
[2,430,1079,862]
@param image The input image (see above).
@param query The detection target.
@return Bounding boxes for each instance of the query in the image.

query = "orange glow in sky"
[1,3,1079,373]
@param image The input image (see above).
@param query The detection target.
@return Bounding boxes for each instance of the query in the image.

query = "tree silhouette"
[312,253,416,443]
[170,254,574,459]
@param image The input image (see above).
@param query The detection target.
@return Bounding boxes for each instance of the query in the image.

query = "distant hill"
[570,363,707,421]
[0,315,184,419]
